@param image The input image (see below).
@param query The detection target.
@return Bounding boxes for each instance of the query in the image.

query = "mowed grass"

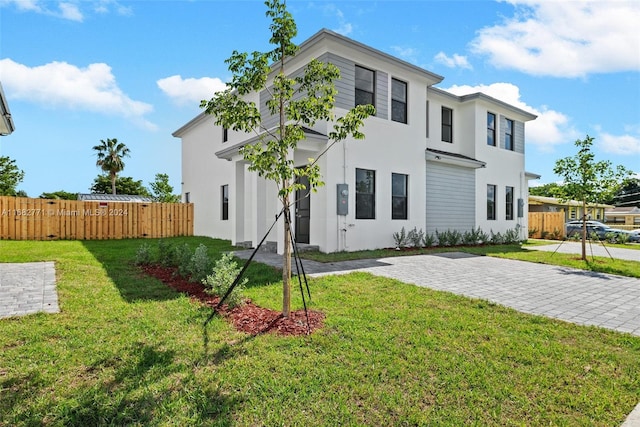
[1,237,640,425]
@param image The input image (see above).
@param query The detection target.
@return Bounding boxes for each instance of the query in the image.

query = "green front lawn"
[1,238,639,425]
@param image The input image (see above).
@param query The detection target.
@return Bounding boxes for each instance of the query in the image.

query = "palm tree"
[92,138,130,195]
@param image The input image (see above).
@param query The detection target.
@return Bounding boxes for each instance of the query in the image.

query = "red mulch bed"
[140,264,324,336]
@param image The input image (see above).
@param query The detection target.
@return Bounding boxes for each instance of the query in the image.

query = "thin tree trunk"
[111,173,117,195]
[282,193,291,318]
[581,199,587,261]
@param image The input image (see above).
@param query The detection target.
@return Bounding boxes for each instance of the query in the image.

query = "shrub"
[392,227,409,248]
[174,243,193,278]
[408,227,425,248]
[436,229,462,247]
[528,227,539,238]
[549,228,562,241]
[203,252,247,308]
[503,228,521,244]
[157,239,176,267]
[134,243,153,265]
[422,232,436,248]
[490,230,504,245]
[189,244,212,284]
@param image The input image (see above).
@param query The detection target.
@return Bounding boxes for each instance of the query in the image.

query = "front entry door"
[295,175,310,244]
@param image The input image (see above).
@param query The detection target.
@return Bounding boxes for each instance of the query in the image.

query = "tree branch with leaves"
[200,0,374,317]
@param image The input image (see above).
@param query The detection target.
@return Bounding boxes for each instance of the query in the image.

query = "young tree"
[92,138,130,195]
[201,0,374,317]
[150,173,180,203]
[90,175,150,196]
[0,155,25,196]
[553,135,631,260]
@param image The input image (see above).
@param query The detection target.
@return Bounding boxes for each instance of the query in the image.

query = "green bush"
[189,244,212,284]
[134,243,153,265]
[157,239,176,267]
[392,227,408,248]
[422,232,436,247]
[174,243,193,278]
[203,252,247,308]
[408,227,425,248]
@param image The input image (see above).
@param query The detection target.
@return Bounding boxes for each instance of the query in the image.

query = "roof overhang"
[425,148,486,169]
[0,83,15,136]
[525,171,542,180]
[215,128,328,161]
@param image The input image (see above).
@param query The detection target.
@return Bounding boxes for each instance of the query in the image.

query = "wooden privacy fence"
[528,212,565,239]
[0,196,193,240]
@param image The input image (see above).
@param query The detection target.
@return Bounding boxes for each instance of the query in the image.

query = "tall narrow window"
[505,118,514,150]
[441,107,453,143]
[222,127,228,143]
[391,78,407,123]
[487,112,496,146]
[425,100,430,138]
[355,65,375,108]
[221,185,229,220]
[355,168,375,219]
[391,173,408,220]
[184,192,190,203]
[487,184,496,220]
[505,186,514,220]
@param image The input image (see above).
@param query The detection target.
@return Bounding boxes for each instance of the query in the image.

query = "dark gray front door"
[295,175,310,244]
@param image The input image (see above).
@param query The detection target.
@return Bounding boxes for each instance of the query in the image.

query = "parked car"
[565,220,640,243]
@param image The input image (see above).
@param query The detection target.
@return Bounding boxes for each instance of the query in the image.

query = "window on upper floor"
[184,192,190,203]
[221,185,229,220]
[392,173,408,220]
[355,65,375,108]
[487,112,496,146]
[223,127,228,143]
[487,184,496,220]
[356,168,376,219]
[441,107,453,143]
[505,186,514,220]
[391,78,407,124]
[505,118,514,151]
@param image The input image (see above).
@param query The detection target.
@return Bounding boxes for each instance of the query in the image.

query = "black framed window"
[487,184,496,220]
[355,65,375,108]
[505,186,514,220]
[392,173,408,220]
[355,168,375,219]
[487,112,496,146]
[223,127,228,143]
[425,100,430,138]
[505,118,514,150]
[184,192,190,203]
[221,185,229,220]
[442,107,453,143]
[391,78,407,124]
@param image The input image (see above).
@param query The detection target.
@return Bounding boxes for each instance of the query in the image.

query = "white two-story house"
[173,29,537,253]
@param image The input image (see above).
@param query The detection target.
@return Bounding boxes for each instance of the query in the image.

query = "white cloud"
[445,82,578,151]
[597,132,640,155]
[157,75,226,106]
[434,52,472,70]
[58,2,83,22]
[471,0,640,77]
[0,58,156,130]
[391,46,421,64]
[1,0,131,20]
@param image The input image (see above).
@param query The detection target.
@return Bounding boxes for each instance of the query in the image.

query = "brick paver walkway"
[0,262,58,319]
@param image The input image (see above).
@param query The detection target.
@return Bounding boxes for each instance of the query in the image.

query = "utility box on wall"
[517,198,524,218]
[337,184,348,216]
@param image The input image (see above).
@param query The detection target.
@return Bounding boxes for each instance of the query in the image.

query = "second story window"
[391,78,407,124]
[487,112,496,146]
[223,127,228,143]
[505,118,514,150]
[355,65,375,108]
[441,107,453,143]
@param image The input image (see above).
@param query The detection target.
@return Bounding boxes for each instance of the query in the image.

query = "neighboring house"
[174,29,537,254]
[605,206,640,227]
[0,82,15,136]
[77,194,154,203]
[528,195,611,222]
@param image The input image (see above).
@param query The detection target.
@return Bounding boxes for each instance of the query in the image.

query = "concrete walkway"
[527,241,640,262]
[235,248,640,336]
[0,262,59,319]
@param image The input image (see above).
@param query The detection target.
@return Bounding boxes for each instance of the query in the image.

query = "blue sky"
[1,0,638,197]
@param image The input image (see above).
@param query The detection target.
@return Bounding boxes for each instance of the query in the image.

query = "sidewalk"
[527,241,640,262]
[0,262,59,319]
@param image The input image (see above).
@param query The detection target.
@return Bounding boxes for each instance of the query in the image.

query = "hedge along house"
[173,29,537,254]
